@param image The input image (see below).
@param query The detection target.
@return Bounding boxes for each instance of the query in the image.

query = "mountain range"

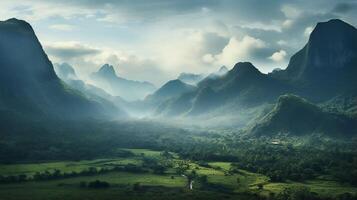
[0,17,356,137]
[90,64,156,101]
[0,18,123,120]
[155,19,357,121]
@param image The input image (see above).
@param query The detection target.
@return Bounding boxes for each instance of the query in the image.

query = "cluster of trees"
[0,174,27,183]
[80,180,110,189]
[1,118,356,188]
[272,187,357,200]
[225,142,357,184]
[0,163,149,184]
[166,136,357,186]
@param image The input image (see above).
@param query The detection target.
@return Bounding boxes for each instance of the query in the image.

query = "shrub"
[87,180,110,188]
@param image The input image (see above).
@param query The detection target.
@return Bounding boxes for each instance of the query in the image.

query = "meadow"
[0,148,356,200]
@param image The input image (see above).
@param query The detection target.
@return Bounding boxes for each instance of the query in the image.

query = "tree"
[133,182,141,191]
[175,160,190,175]
[88,180,110,188]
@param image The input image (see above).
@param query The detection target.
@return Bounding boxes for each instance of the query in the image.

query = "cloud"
[102,53,167,86]
[268,50,287,62]
[45,41,167,86]
[210,35,267,67]
[49,24,76,31]
[2,0,354,83]
[240,22,282,32]
[281,5,301,19]
[304,26,314,37]
[332,2,356,13]
[202,54,215,63]
[45,41,101,60]
[277,40,288,46]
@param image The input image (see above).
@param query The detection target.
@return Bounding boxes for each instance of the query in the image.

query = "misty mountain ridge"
[146,79,196,104]
[156,62,290,117]
[90,64,156,101]
[177,73,204,85]
[54,63,127,116]
[249,94,357,136]
[157,19,357,120]
[0,17,356,137]
[0,18,123,119]
[177,66,228,85]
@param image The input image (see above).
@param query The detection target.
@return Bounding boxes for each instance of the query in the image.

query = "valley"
[0,2,357,200]
[1,148,356,200]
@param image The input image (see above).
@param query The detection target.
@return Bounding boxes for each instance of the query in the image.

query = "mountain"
[54,63,111,99]
[271,19,357,101]
[90,64,156,101]
[249,94,357,136]
[146,79,196,104]
[54,63,127,116]
[157,62,290,116]
[216,66,229,76]
[158,19,357,117]
[54,63,77,81]
[177,73,204,85]
[0,18,121,119]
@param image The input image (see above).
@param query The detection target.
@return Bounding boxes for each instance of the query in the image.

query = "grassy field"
[0,148,356,200]
[0,158,140,177]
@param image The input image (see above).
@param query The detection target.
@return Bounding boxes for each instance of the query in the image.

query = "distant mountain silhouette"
[178,73,204,85]
[54,63,127,116]
[158,19,357,117]
[0,18,121,119]
[54,63,77,81]
[91,64,156,101]
[146,79,196,104]
[158,62,290,116]
[177,66,228,86]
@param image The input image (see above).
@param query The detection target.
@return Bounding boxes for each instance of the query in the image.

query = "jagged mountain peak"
[163,79,185,86]
[97,64,117,77]
[217,66,228,75]
[312,19,356,37]
[1,18,35,35]
[54,63,77,80]
[270,19,357,101]
[0,18,121,119]
[146,79,195,102]
[308,19,357,53]
[230,62,262,77]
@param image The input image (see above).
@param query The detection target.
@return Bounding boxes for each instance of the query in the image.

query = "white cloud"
[282,19,294,28]
[45,41,166,85]
[268,50,287,62]
[202,54,214,63]
[212,35,266,67]
[45,41,101,60]
[304,26,314,37]
[49,24,76,31]
[240,22,282,32]
[0,1,96,22]
[281,5,301,19]
[277,40,287,46]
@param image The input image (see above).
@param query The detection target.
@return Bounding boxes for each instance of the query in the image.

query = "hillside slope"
[0,18,121,119]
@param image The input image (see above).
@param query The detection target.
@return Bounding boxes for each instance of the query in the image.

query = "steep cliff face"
[0,18,120,119]
[272,19,357,100]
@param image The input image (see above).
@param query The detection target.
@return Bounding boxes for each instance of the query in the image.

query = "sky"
[0,0,356,86]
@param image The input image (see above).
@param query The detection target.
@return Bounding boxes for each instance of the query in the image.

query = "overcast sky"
[1,0,356,86]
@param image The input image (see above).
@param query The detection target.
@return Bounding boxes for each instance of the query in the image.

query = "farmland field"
[0,148,356,200]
